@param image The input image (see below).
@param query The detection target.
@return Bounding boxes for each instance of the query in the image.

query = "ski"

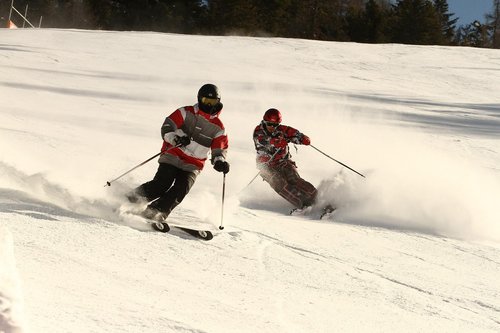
[173,226,214,241]
[151,221,170,232]
[289,204,336,219]
[150,221,213,241]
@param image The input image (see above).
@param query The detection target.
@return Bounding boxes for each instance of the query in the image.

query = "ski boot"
[320,204,336,220]
[140,207,167,222]
[290,205,313,216]
[140,207,170,232]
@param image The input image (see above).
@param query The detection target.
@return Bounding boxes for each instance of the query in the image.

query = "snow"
[0,29,499,332]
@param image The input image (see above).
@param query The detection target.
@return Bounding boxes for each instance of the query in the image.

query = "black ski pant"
[134,163,197,217]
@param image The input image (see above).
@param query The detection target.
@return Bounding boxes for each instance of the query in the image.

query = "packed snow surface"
[0,29,499,332]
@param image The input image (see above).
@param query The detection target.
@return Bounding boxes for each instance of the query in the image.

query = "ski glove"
[301,135,311,145]
[174,135,191,147]
[214,160,230,174]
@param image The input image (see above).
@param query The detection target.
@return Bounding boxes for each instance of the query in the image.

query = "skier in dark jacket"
[127,83,230,222]
[253,108,317,210]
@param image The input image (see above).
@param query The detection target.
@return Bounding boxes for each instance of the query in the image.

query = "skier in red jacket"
[127,84,229,222]
[253,108,317,210]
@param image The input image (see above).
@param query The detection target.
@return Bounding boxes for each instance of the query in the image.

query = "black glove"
[214,160,230,174]
[174,135,191,147]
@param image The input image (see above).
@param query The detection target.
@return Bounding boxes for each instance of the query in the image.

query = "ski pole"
[310,145,366,178]
[219,173,226,230]
[240,148,282,192]
[104,144,181,187]
[104,152,161,187]
[243,171,262,191]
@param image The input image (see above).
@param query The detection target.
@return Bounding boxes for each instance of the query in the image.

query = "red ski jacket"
[253,121,308,168]
[159,104,228,173]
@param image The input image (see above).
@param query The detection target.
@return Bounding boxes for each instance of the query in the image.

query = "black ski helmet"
[197,84,222,114]
[198,84,220,102]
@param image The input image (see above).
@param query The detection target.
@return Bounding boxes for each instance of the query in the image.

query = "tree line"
[2,0,499,48]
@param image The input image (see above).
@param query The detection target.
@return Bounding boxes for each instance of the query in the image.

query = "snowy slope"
[0,29,499,333]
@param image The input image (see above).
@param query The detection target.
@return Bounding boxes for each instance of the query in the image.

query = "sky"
[448,0,493,26]
[0,29,499,333]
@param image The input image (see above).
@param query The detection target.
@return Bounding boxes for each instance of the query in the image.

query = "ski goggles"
[201,97,220,106]
[264,121,280,127]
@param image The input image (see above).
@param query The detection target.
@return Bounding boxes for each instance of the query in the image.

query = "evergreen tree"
[153,0,206,33]
[345,4,366,42]
[1,0,468,46]
[86,0,126,30]
[206,0,260,35]
[294,0,355,41]
[433,0,458,44]
[255,0,296,37]
[390,0,443,45]
[364,0,388,42]
[347,0,388,43]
